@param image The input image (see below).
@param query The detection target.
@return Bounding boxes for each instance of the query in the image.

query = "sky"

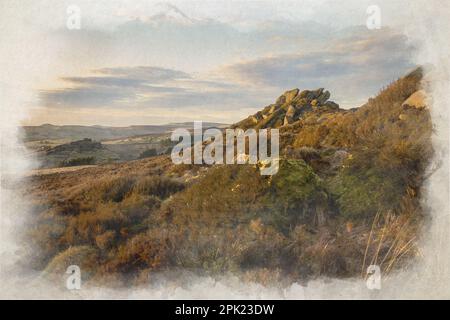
[1,0,418,126]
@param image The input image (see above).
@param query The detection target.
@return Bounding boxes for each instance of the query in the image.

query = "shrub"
[132,176,184,199]
[83,176,136,203]
[106,230,171,274]
[267,160,329,230]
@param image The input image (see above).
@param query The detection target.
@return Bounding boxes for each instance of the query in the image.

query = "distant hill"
[21,122,228,142]
[23,122,228,168]
[38,138,120,168]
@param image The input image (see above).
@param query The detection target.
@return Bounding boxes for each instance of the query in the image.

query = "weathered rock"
[249,116,259,124]
[286,105,296,118]
[295,97,309,106]
[248,112,264,124]
[285,89,300,103]
[283,105,297,125]
[233,87,340,129]
[283,116,294,126]
[277,89,300,105]
[255,112,263,120]
[402,90,427,110]
[306,88,324,100]
[269,105,277,114]
[298,90,310,99]
[317,90,331,104]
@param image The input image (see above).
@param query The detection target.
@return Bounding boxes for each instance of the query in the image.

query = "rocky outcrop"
[234,88,340,129]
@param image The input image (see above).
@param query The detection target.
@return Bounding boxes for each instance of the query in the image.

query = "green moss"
[266,159,328,231]
[328,165,404,220]
[271,160,324,202]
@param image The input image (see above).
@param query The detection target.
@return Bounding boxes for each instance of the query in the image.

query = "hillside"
[22,68,432,287]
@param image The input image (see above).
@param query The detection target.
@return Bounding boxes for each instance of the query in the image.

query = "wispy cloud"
[223,29,416,106]
[39,65,267,112]
[40,67,191,108]
[36,8,417,124]
[92,66,191,82]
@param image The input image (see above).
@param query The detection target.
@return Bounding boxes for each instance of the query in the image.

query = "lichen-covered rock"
[317,90,331,104]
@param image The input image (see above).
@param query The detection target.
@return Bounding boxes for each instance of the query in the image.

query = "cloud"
[37,12,417,124]
[40,66,192,108]
[223,28,416,107]
[93,66,191,82]
[139,88,261,109]
[39,65,268,112]
[40,86,130,108]
[39,28,416,117]
[60,66,190,89]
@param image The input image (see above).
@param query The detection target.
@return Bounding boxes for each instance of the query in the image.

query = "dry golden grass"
[362,194,422,279]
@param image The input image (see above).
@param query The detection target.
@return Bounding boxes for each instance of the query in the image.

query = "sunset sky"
[1,0,418,126]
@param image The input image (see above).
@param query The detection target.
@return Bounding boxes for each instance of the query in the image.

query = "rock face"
[277,89,300,105]
[234,88,340,129]
[402,90,427,110]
